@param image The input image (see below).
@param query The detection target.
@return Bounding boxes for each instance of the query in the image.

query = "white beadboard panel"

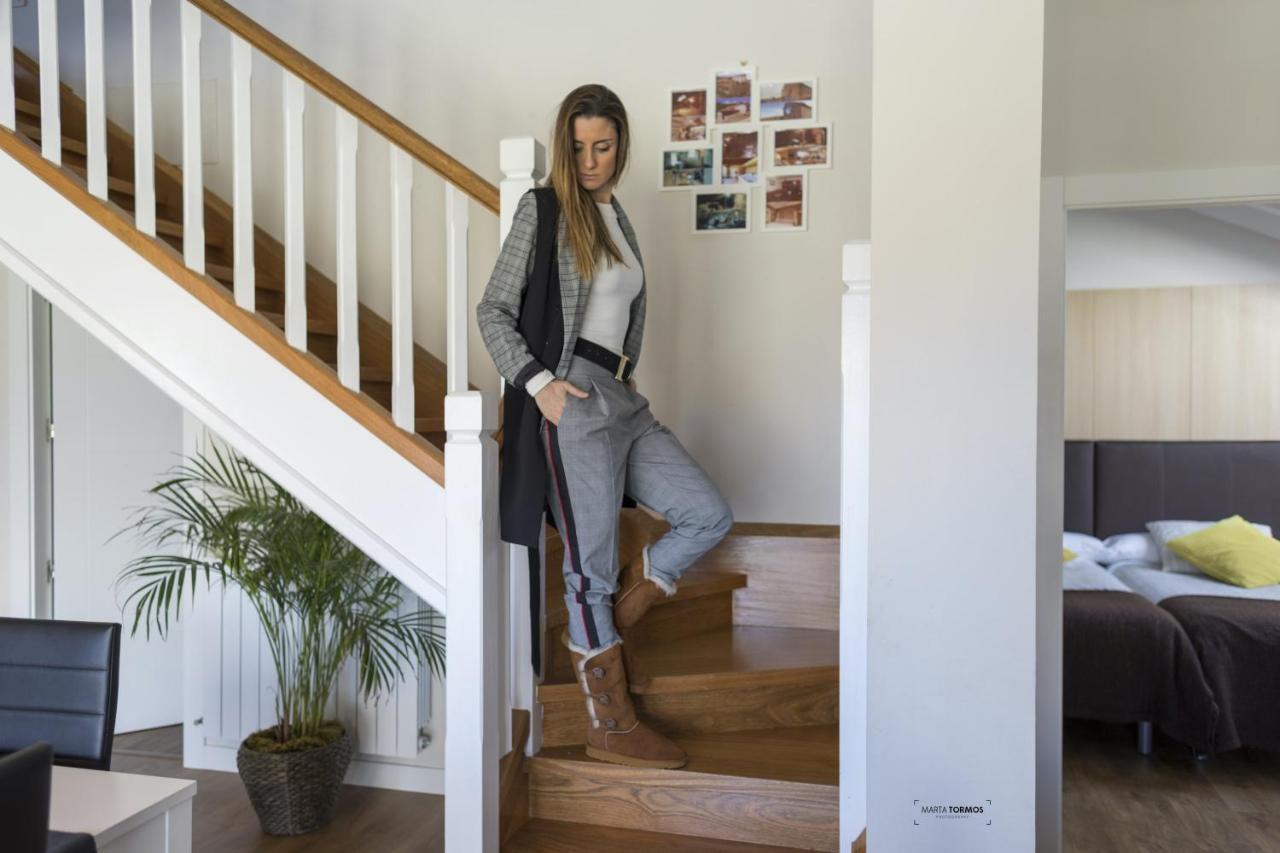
[186,556,445,786]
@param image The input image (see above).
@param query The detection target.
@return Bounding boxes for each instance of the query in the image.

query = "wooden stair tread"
[15,97,40,118]
[544,568,746,629]
[504,818,805,852]
[535,723,838,787]
[16,120,88,156]
[541,625,838,697]
[259,310,338,336]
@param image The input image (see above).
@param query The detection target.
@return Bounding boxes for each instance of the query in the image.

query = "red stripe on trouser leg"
[544,422,599,648]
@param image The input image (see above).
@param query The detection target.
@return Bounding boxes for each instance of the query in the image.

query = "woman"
[476,85,734,769]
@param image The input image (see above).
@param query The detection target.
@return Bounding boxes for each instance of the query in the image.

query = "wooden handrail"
[187,0,500,215]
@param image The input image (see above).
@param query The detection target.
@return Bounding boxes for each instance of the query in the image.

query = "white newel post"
[840,240,870,852]
[444,214,503,845]
[498,137,547,757]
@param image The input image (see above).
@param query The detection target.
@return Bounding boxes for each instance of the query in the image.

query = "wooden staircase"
[5,48,459,458]
[504,511,842,852]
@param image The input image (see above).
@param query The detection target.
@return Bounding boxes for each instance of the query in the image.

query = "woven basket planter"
[236,727,354,836]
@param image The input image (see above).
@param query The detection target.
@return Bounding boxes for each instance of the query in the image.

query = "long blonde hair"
[547,85,631,283]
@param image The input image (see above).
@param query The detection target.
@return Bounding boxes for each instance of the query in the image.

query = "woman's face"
[572,115,618,194]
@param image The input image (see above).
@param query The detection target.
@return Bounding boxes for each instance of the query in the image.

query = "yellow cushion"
[1167,515,1280,588]
[1062,547,1077,563]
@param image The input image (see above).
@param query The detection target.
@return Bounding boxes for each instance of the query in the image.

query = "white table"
[50,766,197,853]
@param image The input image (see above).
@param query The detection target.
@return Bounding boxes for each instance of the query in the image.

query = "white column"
[498,137,546,756]
[282,71,306,349]
[444,390,501,853]
[868,3,1054,853]
[37,0,60,165]
[839,240,869,853]
[0,0,13,131]
[131,0,155,236]
[179,2,203,274]
[335,110,359,391]
[83,0,107,198]
[230,35,254,310]
[389,147,414,430]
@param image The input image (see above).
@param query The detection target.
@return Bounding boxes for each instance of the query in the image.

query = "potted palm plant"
[113,443,445,836]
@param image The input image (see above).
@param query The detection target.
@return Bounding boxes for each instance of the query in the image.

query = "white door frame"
[845,162,1280,852]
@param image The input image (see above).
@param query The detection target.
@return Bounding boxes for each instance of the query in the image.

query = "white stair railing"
[498,137,548,760]
[17,1,512,846]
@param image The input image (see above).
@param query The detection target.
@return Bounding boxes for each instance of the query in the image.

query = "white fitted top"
[525,200,643,397]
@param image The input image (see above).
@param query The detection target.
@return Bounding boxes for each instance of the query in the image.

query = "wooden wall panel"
[1064,291,1095,440]
[1191,284,1280,439]
[1090,287,1192,440]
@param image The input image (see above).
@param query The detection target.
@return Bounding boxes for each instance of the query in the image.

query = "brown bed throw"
[1160,596,1280,754]
[1064,591,1218,752]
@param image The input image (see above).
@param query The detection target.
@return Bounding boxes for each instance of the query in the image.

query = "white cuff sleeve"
[524,369,556,399]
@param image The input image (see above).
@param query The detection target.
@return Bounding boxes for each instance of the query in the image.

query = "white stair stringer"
[0,147,446,613]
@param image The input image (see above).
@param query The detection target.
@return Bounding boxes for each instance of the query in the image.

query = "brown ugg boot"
[613,544,676,630]
[561,628,650,693]
[567,640,687,769]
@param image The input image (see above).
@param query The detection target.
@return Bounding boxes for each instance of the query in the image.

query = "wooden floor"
[112,722,1280,852]
[1063,720,1280,853]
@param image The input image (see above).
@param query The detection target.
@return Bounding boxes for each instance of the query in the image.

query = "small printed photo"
[693,191,751,234]
[763,174,807,231]
[760,80,817,122]
[661,147,714,190]
[771,123,832,170]
[669,88,708,142]
[719,129,760,184]
[713,67,755,124]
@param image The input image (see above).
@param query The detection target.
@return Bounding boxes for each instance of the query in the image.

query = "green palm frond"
[114,444,446,740]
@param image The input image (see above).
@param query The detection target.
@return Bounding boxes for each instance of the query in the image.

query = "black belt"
[573,337,634,382]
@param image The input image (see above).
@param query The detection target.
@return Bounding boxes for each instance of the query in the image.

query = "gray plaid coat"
[476,188,647,393]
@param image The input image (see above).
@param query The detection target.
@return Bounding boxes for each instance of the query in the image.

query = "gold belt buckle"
[615,354,631,381]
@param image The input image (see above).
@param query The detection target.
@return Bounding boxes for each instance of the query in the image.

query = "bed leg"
[1137,721,1154,755]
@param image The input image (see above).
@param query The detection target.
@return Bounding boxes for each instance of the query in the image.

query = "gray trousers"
[541,352,734,652]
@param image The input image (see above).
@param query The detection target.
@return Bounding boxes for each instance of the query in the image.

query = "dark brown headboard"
[1065,441,1280,539]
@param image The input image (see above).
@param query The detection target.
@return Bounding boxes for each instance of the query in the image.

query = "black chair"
[0,741,97,853]
[0,741,52,853]
[0,617,121,771]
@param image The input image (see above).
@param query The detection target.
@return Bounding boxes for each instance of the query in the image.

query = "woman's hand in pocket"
[535,379,590,426]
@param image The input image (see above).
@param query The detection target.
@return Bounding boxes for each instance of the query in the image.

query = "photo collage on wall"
[663,66,831,234]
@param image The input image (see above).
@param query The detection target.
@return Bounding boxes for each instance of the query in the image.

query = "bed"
[1066,440,1280,754]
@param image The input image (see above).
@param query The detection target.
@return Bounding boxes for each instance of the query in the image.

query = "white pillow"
[1063,556,1134,592]
[1145,518,1274,574]
[1063,532,1116,564]
[1102,532,1161,565]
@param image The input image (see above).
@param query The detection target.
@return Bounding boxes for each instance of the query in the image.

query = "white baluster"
[230,35,254,310]
[445,183,469,395]
[336,109,359,391]
[179,1,204,273]
[444,387,501,853]
[498,137,546,759]
[37,0,59,165]
[0,0,15,130]
[83,0,106,198]
[131,0,155,236]
[389,146,414,430]
[283,71,306,349]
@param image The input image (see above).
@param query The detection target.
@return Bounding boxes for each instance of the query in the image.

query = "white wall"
[1068,208,1280,291]
[12,0,870,525]
[1043,0,1280,176]
[869,2,1055,851]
